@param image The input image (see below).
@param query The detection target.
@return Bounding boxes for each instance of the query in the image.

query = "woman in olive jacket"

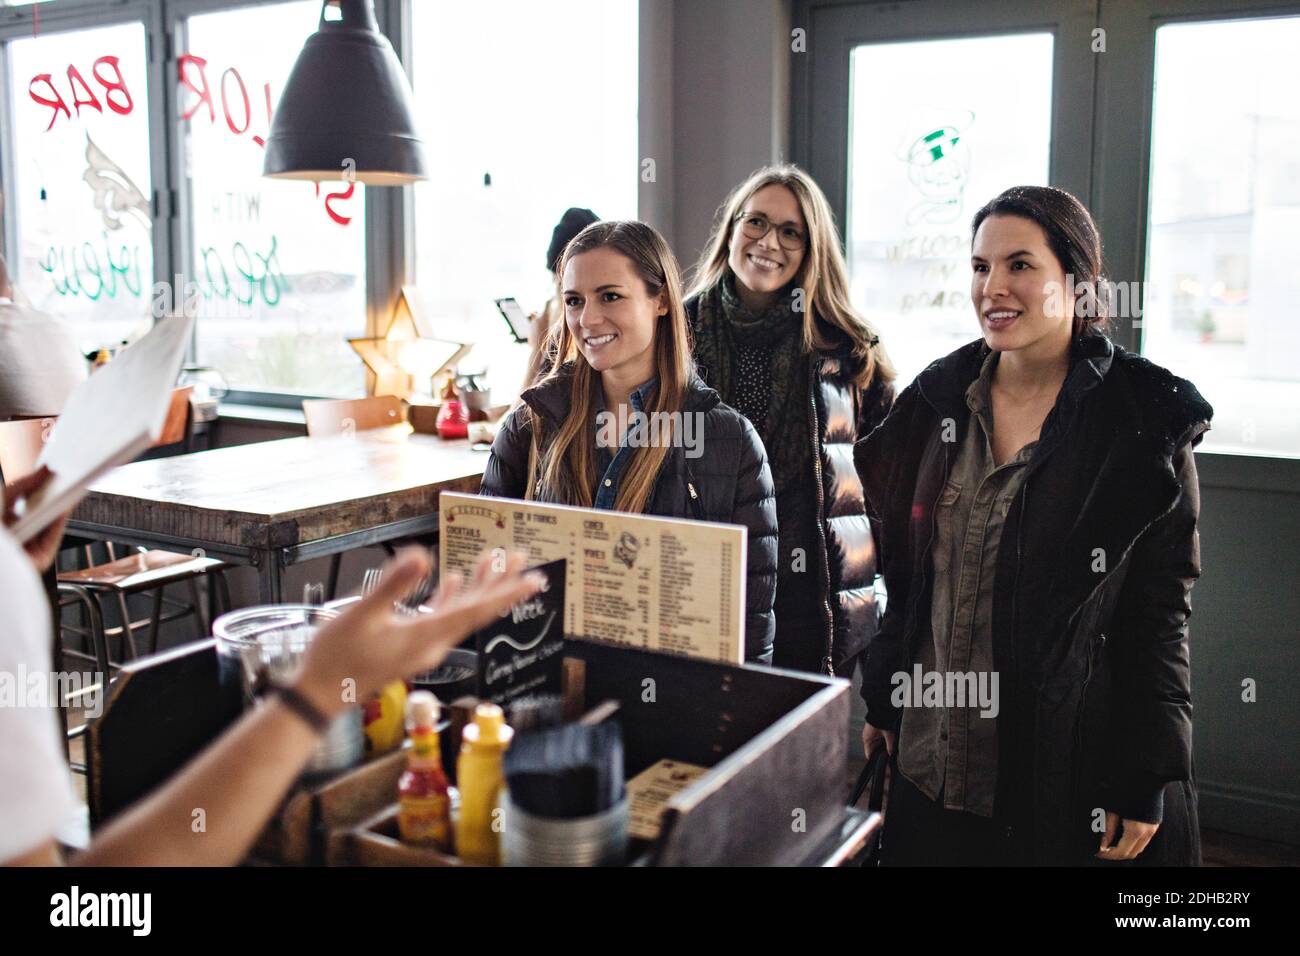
[857,186,1211,866]
[686,164,896,678]
[481,221,779,664]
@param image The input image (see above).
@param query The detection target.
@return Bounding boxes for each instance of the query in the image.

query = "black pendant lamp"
[263,0,427,185]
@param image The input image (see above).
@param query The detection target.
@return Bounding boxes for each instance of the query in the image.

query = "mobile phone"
[494,297,530,344]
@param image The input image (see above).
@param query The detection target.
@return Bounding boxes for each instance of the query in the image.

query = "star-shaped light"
[348,285,471,400]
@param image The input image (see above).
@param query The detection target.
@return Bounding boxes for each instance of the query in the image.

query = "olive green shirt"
[898,350,1037,818]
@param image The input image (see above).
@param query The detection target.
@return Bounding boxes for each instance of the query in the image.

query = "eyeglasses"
[733,211,806,250]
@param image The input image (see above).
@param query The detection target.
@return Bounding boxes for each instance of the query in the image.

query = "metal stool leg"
[217,569,232,613]
[56,585,109,770]
[185,576,207,643]
[76,591,89,654]
[145,587,164,658]
[326,553,343,601]
[114,591,138,662]
[60,586,111,685]
[206,570,220,628]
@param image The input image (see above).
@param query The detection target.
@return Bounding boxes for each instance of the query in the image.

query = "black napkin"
[505,694,565,733]
[504,720,624,819]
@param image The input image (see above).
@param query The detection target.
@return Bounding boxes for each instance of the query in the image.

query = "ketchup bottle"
[397,691,453,851]
[435,373,469,439]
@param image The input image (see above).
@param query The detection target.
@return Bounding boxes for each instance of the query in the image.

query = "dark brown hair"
[971,186,1109,338]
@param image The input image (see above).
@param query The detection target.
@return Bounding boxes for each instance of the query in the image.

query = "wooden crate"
[325,640,855,866]
[251,748,408,866]
[89,637,859,866]
[327,805,466,867]
[561,639,852,866]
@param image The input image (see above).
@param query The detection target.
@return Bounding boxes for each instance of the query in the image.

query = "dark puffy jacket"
[855,333,1212,865]
[685,296,895,677]
[479,366,779,664]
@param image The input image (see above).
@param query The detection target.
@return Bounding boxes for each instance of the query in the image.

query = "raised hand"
[293,547,544,717]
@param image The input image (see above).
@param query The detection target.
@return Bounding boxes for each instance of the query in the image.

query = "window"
[1143,16,1300,457]
[803,0,1300,464]
[845,33,1054,387]
[180,0,367,397]
[1,0,643,402]
[409,0,638,399]
[5,20,154,354]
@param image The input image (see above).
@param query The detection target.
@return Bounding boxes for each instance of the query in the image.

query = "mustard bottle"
[456,703,513,865]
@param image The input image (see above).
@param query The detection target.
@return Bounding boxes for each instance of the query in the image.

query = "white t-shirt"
[0,296,88,418]
[0,527,79,861]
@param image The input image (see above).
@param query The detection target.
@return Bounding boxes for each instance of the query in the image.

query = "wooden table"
[68,427,488,603]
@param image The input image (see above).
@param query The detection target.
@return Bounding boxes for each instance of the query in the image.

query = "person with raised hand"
[0,468,544,867]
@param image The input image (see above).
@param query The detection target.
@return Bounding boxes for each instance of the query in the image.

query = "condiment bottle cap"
[406,690,438,730]
[463,702,513,747]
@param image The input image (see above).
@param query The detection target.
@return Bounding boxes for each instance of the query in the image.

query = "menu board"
[439,492,745,665]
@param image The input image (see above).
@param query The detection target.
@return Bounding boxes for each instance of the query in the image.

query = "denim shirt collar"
[593,376,659,508]
[522,363,721,428]
[596,375,659,414]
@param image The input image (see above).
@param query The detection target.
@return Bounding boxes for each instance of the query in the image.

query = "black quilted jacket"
[479,366,779,664]
[856,333,1212,864]
[685,296,896,677]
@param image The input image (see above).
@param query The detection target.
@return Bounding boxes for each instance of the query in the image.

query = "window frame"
[0,0,169,313]
[1089,0,1300,347]
[1092,0,1300,476]
[164,0,407,402]
[0,0,649,405]
[793,0,1300,477]
[0,0,411,403]
[792,0,1100,336]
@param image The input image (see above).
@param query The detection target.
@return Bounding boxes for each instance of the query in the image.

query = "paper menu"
[438,492,746,665]
[626,759,709,841]
[9,314,195,543]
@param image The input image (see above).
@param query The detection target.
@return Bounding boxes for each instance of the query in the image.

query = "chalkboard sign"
[475,558,566,706]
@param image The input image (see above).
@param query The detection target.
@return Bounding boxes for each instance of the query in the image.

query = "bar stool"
[0,394,231,769]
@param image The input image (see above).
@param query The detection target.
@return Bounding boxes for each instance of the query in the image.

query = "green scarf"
[693,273,814,497]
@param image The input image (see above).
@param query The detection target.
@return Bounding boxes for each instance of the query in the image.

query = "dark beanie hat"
[547,207,599,273]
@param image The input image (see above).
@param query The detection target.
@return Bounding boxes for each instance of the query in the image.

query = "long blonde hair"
[688,163,895,390]
[527,221,694,514]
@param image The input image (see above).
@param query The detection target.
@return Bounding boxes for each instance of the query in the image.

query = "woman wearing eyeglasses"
[686,164,896,678]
